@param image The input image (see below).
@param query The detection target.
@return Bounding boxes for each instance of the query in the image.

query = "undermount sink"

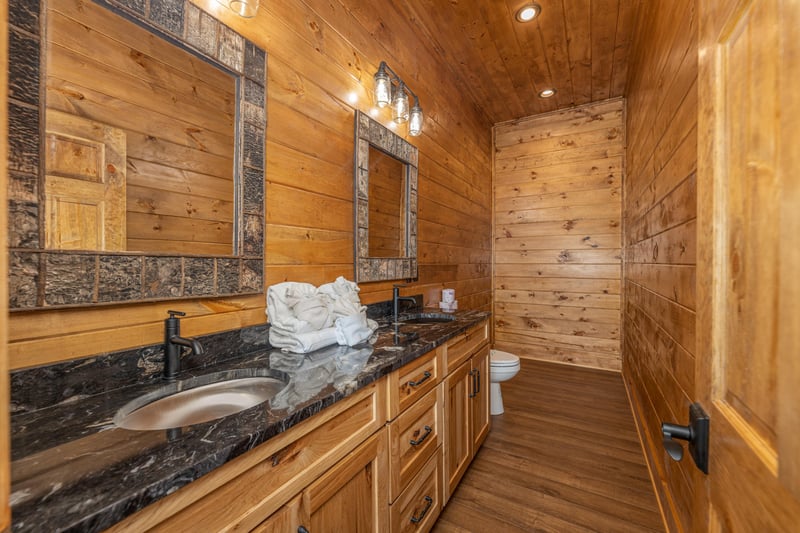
[114,369,288,431]
[401,313,457,324]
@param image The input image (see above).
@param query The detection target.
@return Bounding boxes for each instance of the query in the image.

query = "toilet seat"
[490,349,520,367]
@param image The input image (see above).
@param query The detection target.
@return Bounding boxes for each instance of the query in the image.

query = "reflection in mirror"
[6,0,267,309]
[353,111,418,283]
[44,0,236,255]
[367,147,406,257]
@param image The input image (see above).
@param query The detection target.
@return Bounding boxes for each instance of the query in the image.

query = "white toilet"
[489,349,520,415]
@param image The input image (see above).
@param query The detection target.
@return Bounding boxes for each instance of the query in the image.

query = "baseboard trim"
[621,366,674,533]
[516,354,622,373]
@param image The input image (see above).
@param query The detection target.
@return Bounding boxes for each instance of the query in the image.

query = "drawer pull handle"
[408,371,431,387]
[298,527,310,533]
[410,495,433,524]
[475,369,481,394]
[469,369,477,398]
[409,425,432,446]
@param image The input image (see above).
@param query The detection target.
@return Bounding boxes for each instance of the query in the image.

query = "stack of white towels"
[267,277,379,353]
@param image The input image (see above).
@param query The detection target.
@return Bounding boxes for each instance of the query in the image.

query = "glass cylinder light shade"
[374,69,391,108]
[227,0,259,17]
[409,104,423,136]
[392,83,409,123]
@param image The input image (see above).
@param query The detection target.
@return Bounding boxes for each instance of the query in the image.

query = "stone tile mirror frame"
[353,111,418,283]
[7,0,266,309]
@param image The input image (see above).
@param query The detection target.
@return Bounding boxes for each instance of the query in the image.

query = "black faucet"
[393,284,417,324]
[163,310,204,381]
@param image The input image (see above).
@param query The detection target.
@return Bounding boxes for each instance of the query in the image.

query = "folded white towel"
[335,312,378,347]
[269,326,338,353]
[267,277,374,353]
[318,276,365,318]
[285,290,332,330]
[267,282,324,334]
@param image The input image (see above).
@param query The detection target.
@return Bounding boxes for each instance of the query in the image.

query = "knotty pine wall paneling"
[7,0,493,369]
[47,0,237,254]
[622,0,699,531]
[493,98,624,372]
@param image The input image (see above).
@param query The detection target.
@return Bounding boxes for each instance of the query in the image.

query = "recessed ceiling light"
[516,3,541,22]
[538,88,557,98]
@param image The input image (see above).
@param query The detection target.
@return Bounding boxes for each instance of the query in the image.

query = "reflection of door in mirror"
[45,110,127,250]
[367,147,406,257]
[45,0,236,254]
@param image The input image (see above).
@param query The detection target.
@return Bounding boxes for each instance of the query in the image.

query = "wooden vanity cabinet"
[253,429,389,533]
[296,429,389,533]
[251,495,301,532]
[390,448,442,533]
[107,381,386,533]
[386,346,445,532]
[103,319,489,533]
[443,322,490,503]
[443,359,472,500]
[471,345,490,452]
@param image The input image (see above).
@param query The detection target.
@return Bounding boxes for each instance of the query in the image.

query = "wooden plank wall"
[1,0,11,526]
[622,0,699,531]
[493,99,623,371]
[46,0,236,255]
[7,0,493,370]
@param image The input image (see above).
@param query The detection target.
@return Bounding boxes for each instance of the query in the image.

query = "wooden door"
[443,361,471,502]
[471,346,490,452]
[44,109,126,250]
[697,0,800,530]
[301,429,388,533]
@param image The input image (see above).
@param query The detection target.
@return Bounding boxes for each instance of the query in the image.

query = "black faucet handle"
[167,310,186,319]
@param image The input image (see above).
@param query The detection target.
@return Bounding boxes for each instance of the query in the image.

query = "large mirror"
[354,111,418,282]
[7,0,267,309]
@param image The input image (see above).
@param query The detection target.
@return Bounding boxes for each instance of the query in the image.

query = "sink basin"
[114,370,287,431]
[401,313,457,324]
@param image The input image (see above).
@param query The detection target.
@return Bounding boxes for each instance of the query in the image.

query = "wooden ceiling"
[395,0,642,124]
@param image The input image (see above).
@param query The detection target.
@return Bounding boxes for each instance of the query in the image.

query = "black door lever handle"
[661,403,710,474]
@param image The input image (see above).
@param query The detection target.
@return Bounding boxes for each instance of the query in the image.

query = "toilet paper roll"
[442,288,455,303]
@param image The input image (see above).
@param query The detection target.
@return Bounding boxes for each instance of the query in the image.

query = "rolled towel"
[269,326,339,353]
[335,312,378,346]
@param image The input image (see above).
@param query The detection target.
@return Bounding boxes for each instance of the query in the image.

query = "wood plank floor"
[433,359,664,532]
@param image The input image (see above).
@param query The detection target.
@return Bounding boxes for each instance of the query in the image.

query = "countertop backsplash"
[10,324,271,415]
[10,295,423,415]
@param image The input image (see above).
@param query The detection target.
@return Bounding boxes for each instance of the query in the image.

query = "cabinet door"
[471,346,490,452]
[301,429,388,533]
[251,495,301,533]
[443,361,471,503]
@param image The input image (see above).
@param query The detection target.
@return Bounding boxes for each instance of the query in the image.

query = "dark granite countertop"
[10,309,489,533]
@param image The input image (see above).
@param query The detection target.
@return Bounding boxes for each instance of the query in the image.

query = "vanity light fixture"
[538,88,557,98]
[515,2,541,22]
[218,0,259,18]
[372,61,424,136]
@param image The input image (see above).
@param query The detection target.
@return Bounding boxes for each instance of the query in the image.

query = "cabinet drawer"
[388,386,441,501]
[390,447,442,533]
[446,320,488,373]
[388,346,442,420]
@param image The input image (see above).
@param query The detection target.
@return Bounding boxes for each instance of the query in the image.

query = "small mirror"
[354,111,418,282]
